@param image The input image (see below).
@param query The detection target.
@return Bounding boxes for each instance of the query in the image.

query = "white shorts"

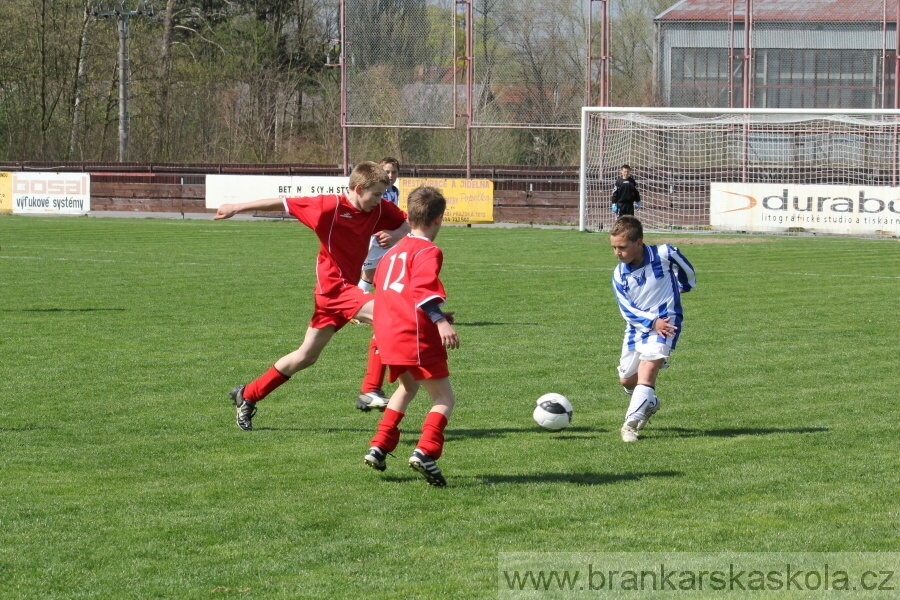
[617,340,671,379]
[362,237,388,271]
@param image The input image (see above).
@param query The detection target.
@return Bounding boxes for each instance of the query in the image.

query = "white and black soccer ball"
[533,393,573,431]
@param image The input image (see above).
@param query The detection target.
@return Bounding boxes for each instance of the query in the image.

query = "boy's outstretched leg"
[229,326,334,430]
[230,366,289,431]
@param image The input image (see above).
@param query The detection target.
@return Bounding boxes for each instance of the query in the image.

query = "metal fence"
[657,1,900,110]
[344,0,457,127]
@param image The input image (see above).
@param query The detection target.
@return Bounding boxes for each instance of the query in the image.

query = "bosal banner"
[710,183,900,236]
[10,172,90,214]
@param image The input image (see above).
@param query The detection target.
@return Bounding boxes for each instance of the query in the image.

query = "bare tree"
[69,3,91,158]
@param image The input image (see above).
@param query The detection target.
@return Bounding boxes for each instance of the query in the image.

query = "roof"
[657,0,900,22]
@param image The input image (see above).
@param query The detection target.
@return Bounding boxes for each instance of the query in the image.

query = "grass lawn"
[1,214,898,598]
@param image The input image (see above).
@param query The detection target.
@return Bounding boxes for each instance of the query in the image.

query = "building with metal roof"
[655,0,900,108]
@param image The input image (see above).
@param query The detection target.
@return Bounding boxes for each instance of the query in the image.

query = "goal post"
[580,107,900,235]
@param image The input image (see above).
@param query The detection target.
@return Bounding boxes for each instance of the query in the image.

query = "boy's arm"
[436,318,460,349]
[214,197,285,220]
[666,245,696,292]
[421,297,459,349]
[373,221,411,248]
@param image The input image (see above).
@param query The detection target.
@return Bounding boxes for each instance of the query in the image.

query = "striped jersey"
[612,243,696,349]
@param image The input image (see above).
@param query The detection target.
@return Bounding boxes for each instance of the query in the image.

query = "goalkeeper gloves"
[611,203,618,212]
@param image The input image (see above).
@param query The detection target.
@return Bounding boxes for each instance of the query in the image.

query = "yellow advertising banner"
[398,178,493,224]
[0,172,11,212]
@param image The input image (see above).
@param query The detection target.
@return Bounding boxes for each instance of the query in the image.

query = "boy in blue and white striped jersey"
[609,216,696,442]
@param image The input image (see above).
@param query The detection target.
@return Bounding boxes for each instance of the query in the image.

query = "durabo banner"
[711,183,900,235]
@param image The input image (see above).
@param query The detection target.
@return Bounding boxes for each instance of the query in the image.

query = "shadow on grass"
[655,426,829,438]
[446,425,608,440]
[476,470,682,486]
[374,470,681,487]
[0,425,54,433]
[252,426,373,433]
[4,308,126,312]
[455,321,539,327]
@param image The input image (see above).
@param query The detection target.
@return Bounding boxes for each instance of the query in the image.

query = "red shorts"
[386,360,450,383]
[310,286,371,330]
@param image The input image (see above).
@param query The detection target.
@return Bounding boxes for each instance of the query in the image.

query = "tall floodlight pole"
[89,1,155,162]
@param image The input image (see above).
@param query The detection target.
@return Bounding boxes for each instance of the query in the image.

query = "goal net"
[579,108,900,232]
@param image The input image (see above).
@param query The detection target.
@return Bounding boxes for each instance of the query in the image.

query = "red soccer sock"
[360,337,386,393]
[415,411,449,460]
[242,365,290,402]
[370,408,404,453]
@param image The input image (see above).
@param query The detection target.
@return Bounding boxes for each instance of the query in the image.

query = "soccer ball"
[533,393,573,431]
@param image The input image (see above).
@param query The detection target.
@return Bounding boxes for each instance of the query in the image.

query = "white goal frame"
[579,107,900,233]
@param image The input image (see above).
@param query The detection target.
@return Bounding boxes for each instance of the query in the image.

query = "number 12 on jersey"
[382,252,407,293]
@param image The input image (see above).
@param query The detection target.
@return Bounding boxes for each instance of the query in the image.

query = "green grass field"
[1,215,898,599]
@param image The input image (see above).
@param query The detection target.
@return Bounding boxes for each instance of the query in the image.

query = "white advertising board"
[205,175,349,209]
[11,172,90,214]
[710,182,900,236]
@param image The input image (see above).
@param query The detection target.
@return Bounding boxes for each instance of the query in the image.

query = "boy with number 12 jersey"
[364,186,459,486]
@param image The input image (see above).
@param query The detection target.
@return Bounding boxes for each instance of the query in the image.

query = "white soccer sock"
[625,384,656,426]
[358,279,373,292]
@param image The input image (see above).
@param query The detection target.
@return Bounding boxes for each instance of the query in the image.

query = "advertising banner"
[11,172,90,214]
[205,175,349,209]
[711,182,900,236]
[0,172,10,212]
[398,177,493,224]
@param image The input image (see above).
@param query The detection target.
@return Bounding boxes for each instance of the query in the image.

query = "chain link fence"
[345,0,457,127]
[471,0,588,127]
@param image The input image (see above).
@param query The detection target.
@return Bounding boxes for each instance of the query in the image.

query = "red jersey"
[284,194,407,294]
[373,235,448,367]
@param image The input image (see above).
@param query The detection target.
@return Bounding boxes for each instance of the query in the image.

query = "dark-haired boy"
[609,215,695,442]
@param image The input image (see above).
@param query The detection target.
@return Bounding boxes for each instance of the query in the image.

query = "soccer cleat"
[621,423,640,442]
[356,389,389,412]
[636,397,660,431]
[364,446,387,472]
[408,449,446,487]
[230,385,257,431]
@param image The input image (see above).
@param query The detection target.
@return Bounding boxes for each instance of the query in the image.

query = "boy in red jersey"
[214,161,409,430]
[362,186,459,487]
